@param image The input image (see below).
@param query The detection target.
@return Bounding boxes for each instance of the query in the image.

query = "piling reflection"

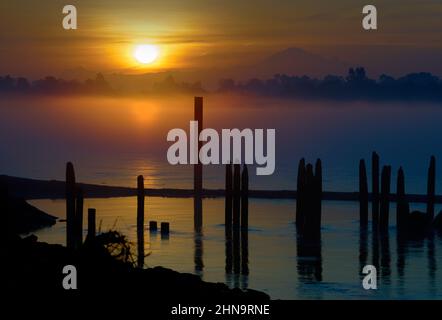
[194,231,204,275]
[296,235,322,282]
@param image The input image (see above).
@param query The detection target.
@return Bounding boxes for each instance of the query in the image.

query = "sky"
[1,0,442,78]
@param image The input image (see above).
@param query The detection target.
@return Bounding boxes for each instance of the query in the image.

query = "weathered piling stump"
[372,152,380,228]
[426,156,436,222]
[161,222,170,235]
[359,159,369,226]
[232,163,241,229]
[225,163,233,231]
[380,165,391,233]
[396,167,409,231]
[75,187,84,248]
[66,162,76,249]
[296,158,322,239]
[149,220,158,232]
[304,164,315,235]
[241,165,249,230]
[314,159,322,231]
[87,208,96,240]
[296,158,306,229]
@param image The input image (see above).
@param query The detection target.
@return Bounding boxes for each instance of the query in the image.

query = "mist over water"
[1,95,441,193]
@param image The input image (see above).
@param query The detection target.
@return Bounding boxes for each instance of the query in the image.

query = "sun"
[134,44,159,64]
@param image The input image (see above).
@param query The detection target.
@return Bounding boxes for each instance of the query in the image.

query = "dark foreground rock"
[2,186,56,234]
[7,233,269,301]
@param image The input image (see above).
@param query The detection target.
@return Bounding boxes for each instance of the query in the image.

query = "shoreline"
[2,174,441,203]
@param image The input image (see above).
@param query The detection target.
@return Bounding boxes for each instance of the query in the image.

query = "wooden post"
[304,164,314,236]
[161,222,170,235]
[372,152,380,228]
[87,208,96,240]
[232,163,241,229]
[396,167,409,231]
[359,159,369,226]
[194,97,203,231]
[149,221,158,232]
[66,162,76,249]
[225,163,233,231]
[194,97,203,196]
[314,159,322,232]
[380,165,391,233]
[427,156,436,222]
[296,158,306,230]
[137,175,145,231]
[241,165,249,230]
[137,175,145,267]
[75,187,84,248]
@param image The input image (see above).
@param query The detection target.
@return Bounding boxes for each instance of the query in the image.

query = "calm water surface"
[30,197,442,299]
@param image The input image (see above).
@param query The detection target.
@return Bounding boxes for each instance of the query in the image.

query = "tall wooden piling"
[380,165,391,233]
[87,208,96,240]
[241,165,249,230]
[396,167,409,231]
[359,159,369,226]
[296,158,322,239]
[296,158,306,229]
[194,97,203,196]
[304,164,315,235]
[427,156,436,221]
[75,187,84,248]
[194,97,203,231]
[137,175,145,268]
[225,164,233,231]
[314,159,322,231]
[372,152,380,227]
[232,164,241,229]
[137,175,145,231]
[66,162,76,249]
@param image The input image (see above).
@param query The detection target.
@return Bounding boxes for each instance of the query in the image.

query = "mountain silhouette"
[250,47,348,78]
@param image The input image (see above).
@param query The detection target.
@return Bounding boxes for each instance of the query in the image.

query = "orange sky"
[1,0,441,77]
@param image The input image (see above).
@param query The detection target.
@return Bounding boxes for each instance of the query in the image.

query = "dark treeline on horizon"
[1,67,442,101]
[219,67,442,101]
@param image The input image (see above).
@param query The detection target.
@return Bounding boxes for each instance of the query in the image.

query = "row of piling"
[359,152,438,235]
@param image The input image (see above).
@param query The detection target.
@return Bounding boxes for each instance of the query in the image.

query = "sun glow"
[133,44,159,64]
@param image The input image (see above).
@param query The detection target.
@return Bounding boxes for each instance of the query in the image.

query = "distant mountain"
[248,47,348,78]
